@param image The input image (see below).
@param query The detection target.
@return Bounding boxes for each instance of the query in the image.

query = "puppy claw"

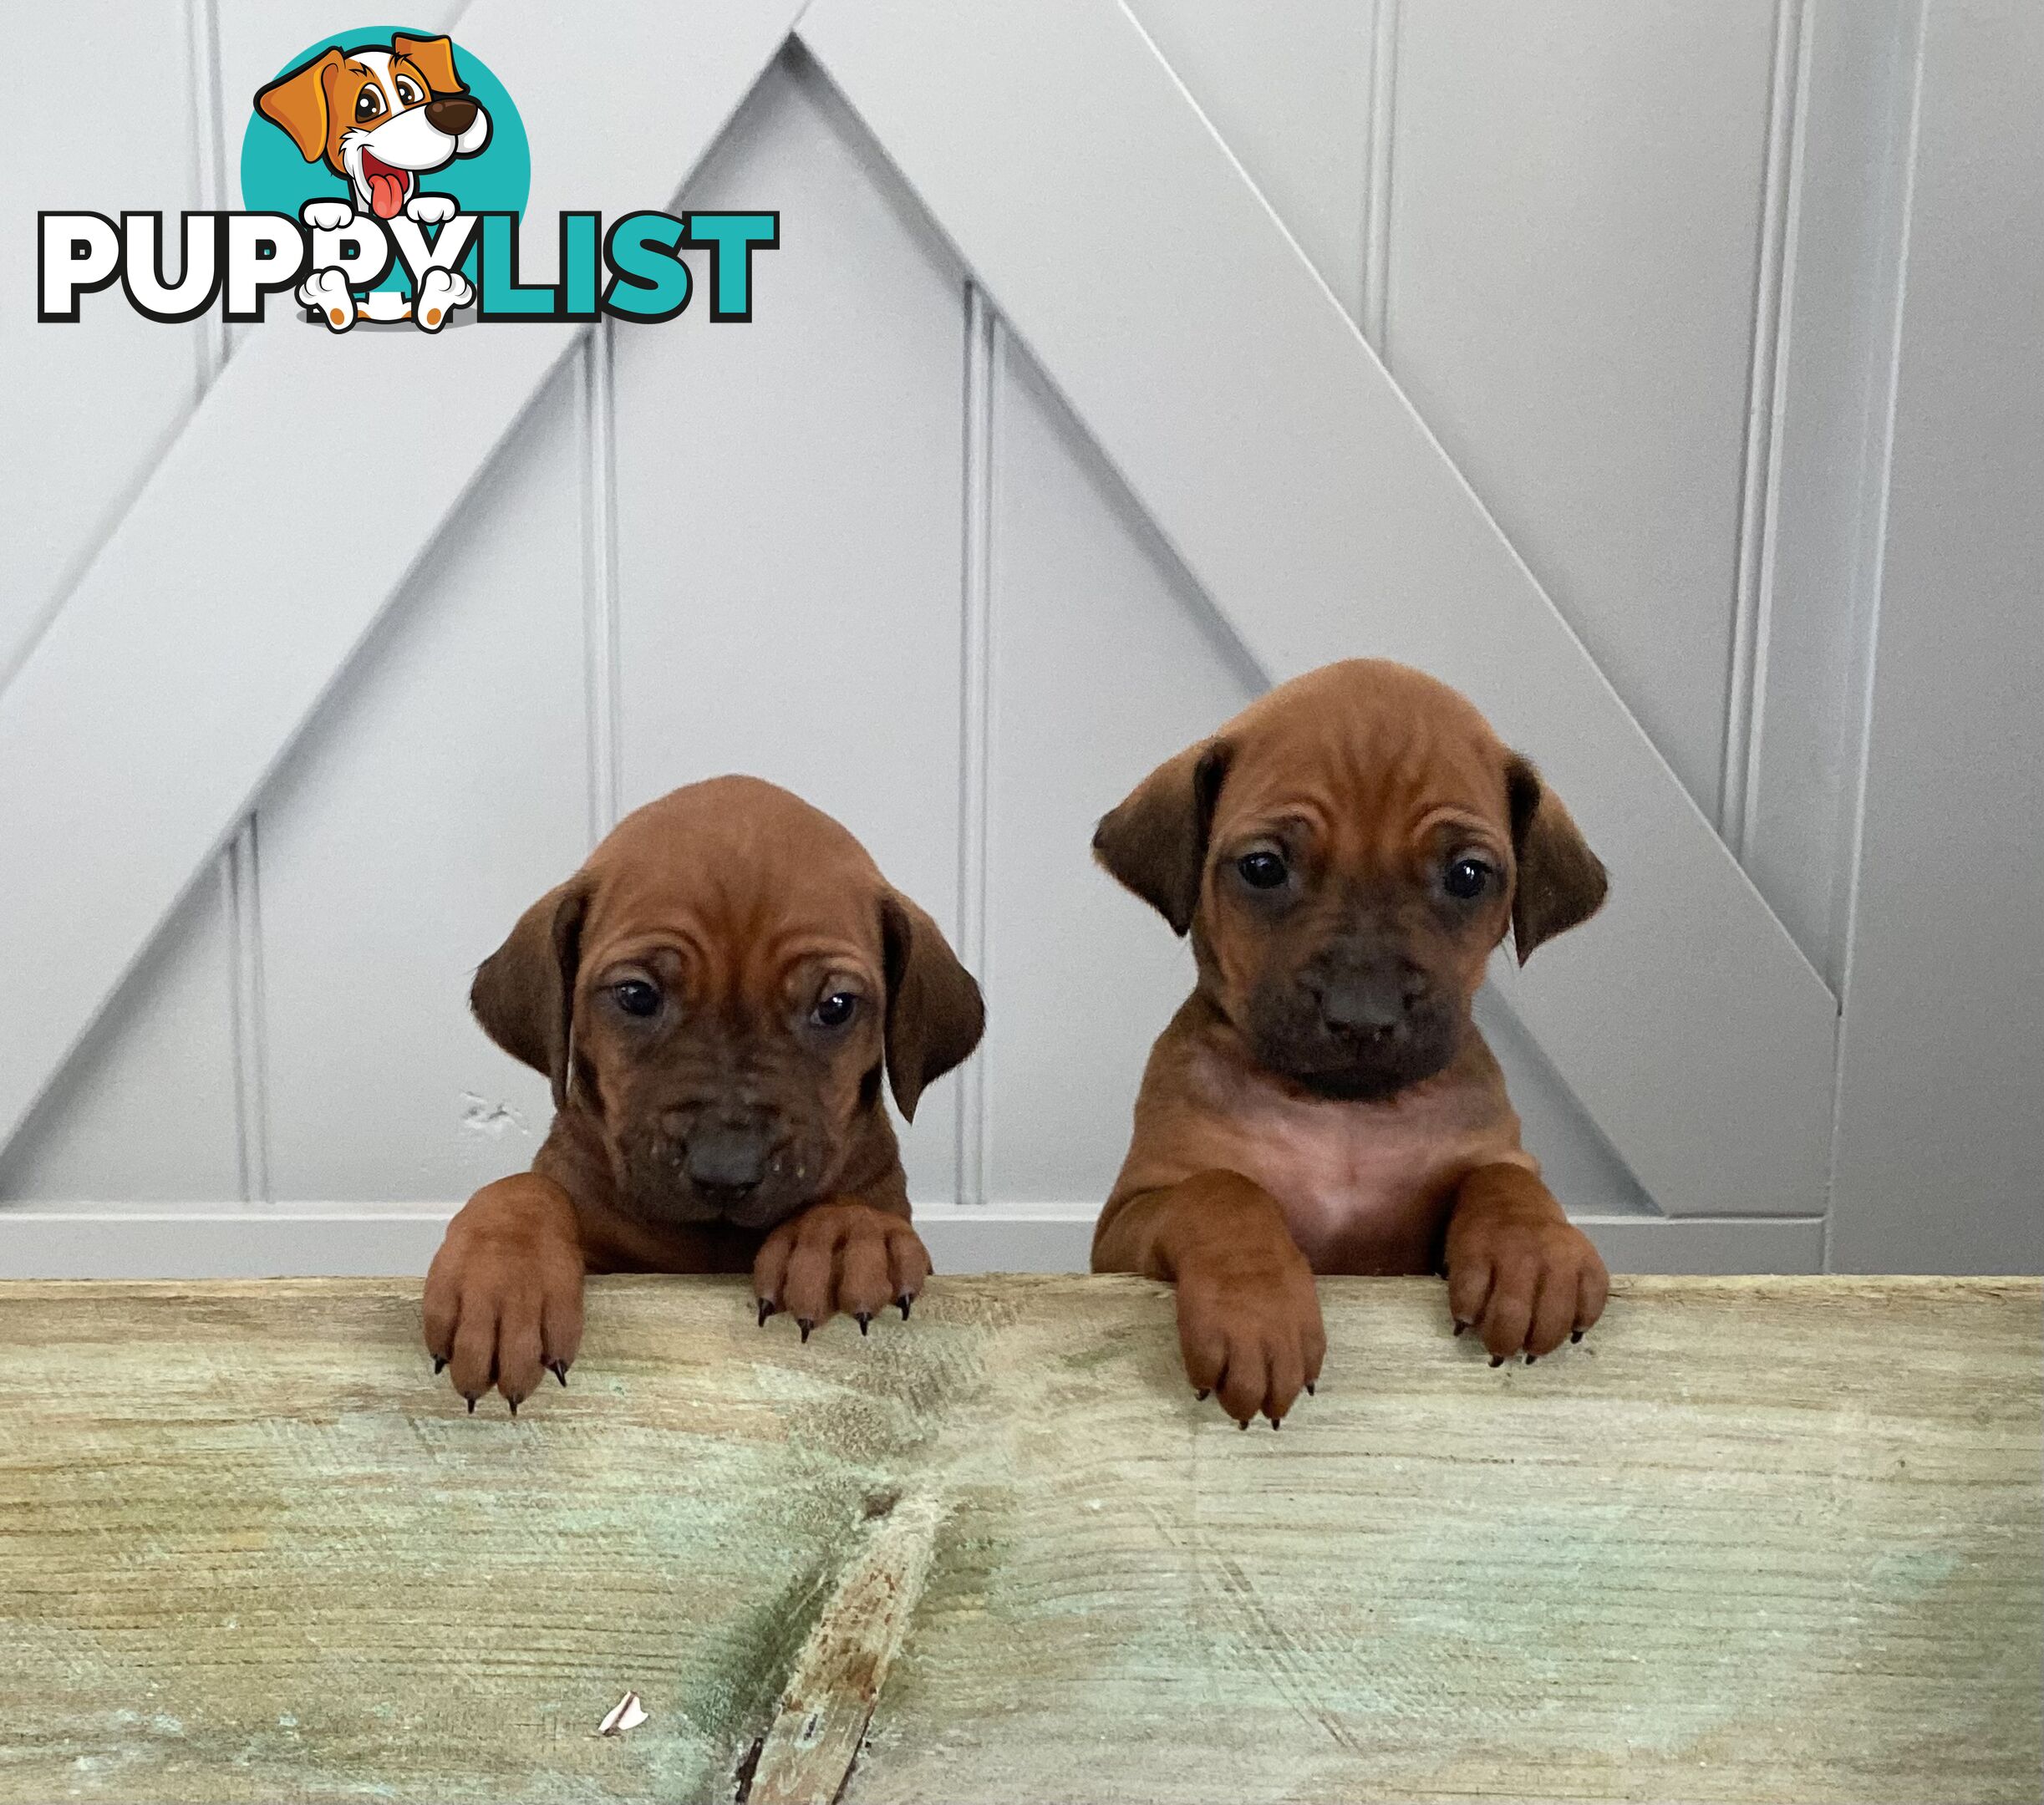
[856,1312,871,1336]
[1304,1382,1315,1396]
[1453,1320,1469,1337]
[1238,1418,1249,1432]
[1270,1417,1281,1431]
[897,1294,913,1321]
[798,1318,814,1345]
[1195,1389,1210,1401]
[756,1299,775,1328]
[465,1396,478,1414]
[549,1361,570,1387]
[507,1396,519,1417]
[1488,1355,1505,1369]
[1571,1329,1584,1344]
[433,1356,447,1374]
[1524,1354,1538,1365]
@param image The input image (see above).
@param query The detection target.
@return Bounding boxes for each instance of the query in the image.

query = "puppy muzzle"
[619,1105,819,1230]
[1246,949,1462,1102]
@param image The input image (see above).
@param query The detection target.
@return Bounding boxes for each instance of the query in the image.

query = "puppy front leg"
[751,1198,932,1340]
[423,1173,585,1412]
[1443,1162,1609,1364]
[1095,1171,1324,1427]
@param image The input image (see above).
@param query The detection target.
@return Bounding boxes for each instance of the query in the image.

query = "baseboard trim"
[0,1202,1825,1279]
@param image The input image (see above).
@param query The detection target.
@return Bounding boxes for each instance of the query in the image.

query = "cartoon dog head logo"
[255,33,490,225]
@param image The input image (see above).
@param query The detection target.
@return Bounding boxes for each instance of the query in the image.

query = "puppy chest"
[1229,1109,1523,1274]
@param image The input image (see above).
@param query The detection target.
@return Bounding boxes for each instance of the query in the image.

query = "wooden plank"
[0,0,804,1159]
[1830,0,2044,1274]
[796,0,1840,1219]
[0,1275,2035,1803]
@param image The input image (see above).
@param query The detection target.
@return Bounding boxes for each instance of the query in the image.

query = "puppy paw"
[405,191,459,226]
[412,266,471,332]
[1175,1245,1325,1427]
[753,1201,932,1340]
[422,1182,585,1413]
[1446,1204,1609,1363]
[299,199,356,232]
[297,267,356,333]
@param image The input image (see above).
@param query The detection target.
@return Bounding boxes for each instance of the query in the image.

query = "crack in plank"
[735,1489,948,1805]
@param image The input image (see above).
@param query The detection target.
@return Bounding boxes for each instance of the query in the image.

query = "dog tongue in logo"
[362,152,409,221]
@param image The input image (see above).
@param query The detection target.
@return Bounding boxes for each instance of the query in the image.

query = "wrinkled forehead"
[578,820,886,980]
[1218,686,1511,845]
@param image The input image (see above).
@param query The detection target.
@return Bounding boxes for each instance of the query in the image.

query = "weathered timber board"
[0,1275,2036,1804]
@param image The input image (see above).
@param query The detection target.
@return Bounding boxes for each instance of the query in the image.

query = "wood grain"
[0,1275,2036,1803]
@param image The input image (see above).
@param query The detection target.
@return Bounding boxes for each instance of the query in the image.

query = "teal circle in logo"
[240,27,529,292]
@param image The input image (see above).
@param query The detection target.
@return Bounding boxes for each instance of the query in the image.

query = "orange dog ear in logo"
[391,33,465,95]
[255,47,343,162]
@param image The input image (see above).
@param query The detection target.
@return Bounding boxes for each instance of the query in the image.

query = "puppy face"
[1095,661,1606,1101]
[254,35,491,221]
[471,778,983,1233]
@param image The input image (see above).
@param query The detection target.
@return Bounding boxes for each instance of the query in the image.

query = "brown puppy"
[1091,660,1610,1426]
[424,777,984,1411]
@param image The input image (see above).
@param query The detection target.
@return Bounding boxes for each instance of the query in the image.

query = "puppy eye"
[811,992,860,1030]
[612,979,661,1018]
[354,89,384,122]
[1236,850,1289,891]
[1444,857,1494,900]
[395,78,422,105]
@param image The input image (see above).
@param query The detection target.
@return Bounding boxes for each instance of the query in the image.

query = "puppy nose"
[425,94,479,135]
[682,1121,770,1199]
[1315,966,1425,1041]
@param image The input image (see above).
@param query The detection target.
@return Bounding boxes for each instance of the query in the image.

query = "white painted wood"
[0,1204,1821,1280]
[1831,0,2044,1275]
[609,53,968,1204]
[983,333,1652,1218]
[980,326,1261,1207]
[1742,0,1922,984]
[0,0,201,686]
[0,875,242,1205]
[254,364,588,1202]
[1121,0,1378,326]
[1386,0,1781,829]
[798,0,1839,1218]
[0,0,804,1157]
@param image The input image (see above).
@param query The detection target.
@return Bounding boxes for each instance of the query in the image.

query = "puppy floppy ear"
[1092,739,1233,936]
[879,892,984,1122]
[1505,755,1609,962]
[392,33,465,94]
[470,877,592,1109]
[254,48,342,162]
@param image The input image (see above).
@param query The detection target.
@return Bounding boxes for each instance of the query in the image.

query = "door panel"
[255,365,590,1203]
[612,56,969,1201]
[1389,0,1781,830]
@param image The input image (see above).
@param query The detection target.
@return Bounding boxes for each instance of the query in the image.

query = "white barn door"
[3,0,1919,1276]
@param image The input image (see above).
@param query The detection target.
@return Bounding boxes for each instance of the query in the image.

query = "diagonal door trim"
[3,0,1838,1221]
[0,0,804,1153]
[796,0,1838,1216]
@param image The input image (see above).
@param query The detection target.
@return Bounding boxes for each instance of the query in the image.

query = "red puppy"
[424,777,984,1411]
[1091,661,1611,1426]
